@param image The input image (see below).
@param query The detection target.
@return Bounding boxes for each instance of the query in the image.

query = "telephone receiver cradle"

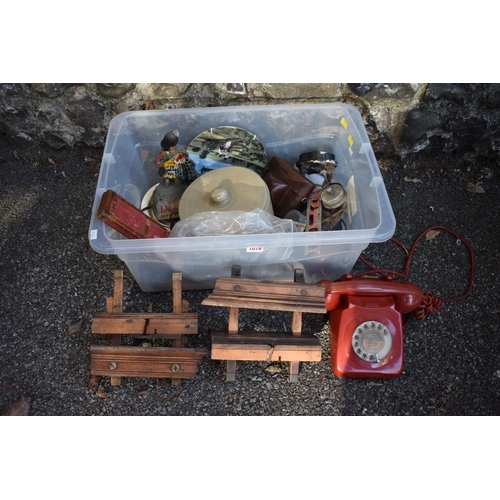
[319,274,424,378]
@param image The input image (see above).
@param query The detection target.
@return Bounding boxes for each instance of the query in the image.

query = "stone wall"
[1,83,499,159]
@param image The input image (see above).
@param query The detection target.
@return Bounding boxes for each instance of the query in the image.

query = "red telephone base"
[329,294,404,378]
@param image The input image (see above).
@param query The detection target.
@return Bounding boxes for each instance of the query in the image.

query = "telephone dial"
[319,274,424,378]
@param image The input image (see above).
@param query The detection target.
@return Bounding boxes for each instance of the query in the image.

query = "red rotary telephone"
[318,226,475,379]
[320,275,423,378]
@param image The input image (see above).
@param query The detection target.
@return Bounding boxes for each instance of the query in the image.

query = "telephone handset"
[319,274,423,378]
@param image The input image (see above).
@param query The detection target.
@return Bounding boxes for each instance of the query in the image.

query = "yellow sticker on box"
[341,117,348,129]
[348,134,354,147]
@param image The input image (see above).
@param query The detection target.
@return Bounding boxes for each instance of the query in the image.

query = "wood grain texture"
[202,277,326,313]
[211,331,321,362]
[90,346,208,379]
[92,313,198,335]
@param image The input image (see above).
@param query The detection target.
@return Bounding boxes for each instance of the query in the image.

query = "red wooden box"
[97,190,168,240]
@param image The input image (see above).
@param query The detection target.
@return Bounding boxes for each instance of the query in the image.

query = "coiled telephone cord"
[353,225,475,324]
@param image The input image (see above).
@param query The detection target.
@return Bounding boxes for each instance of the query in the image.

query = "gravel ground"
[0,140,499,417]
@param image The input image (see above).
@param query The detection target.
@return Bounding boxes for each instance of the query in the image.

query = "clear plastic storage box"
[88,103,396,291]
